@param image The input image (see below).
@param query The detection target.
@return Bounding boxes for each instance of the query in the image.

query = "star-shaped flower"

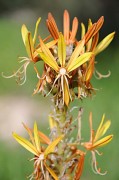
[37,33,93,105]
[13,122,64,180]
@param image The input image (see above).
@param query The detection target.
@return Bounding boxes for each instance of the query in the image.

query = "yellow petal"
[36,39,58,53]
[25,32,34,59]
[44,134,64,157]
[34,122,41,152]
[58,33,66,67]
[67,52,93,72]
[63,76,70,106]
[21,24,28,45]
[33,17,41,44]
[39,38,59,72]
[66,39,85,69]
[92,135,113,149]
[94,115,111,142]
[95,120,111,142]
[94,32,115,55]
[13,132,38,156]
[81,23,85,39]
[84,57,94,84]
[49,115,57,130]
[39,52,59,72]
[44,163,59,180]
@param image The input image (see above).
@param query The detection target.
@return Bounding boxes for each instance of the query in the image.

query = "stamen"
[94,69,111,79]
[2,59,30,85]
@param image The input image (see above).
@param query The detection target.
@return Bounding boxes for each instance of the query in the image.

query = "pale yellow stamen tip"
[59,68,66,75]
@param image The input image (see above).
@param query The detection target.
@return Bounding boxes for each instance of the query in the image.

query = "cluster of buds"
[5,10,115,179]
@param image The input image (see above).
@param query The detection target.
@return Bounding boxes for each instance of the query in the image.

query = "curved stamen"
[94,69,111,79]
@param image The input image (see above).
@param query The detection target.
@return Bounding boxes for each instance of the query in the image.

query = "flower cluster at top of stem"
[2,10,115,106]
[6,10,114,180]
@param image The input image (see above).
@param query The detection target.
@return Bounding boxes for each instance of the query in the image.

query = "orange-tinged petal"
[58,33,66,67]
[64,10,70,42]
[47,13,59,39]
[70,17,78,43]
[84,23,96,44]
[44,134,64,157]
[94,32,115,55]
[91,33,99,51]
[92,135,113,149]
[86,19,93,51]
[67,52,93,72]
[94,16,104,36]
[34,122,41,152]
[74,154,85,180]
[13,132,39,156]
[66,38,85,69]
[44,163,59,180]
[84,57,95,85]
[23,122,50,145]
[33,17,41,44]
[39,38,59,71]
[22,122,35,146]
[38,131,51,145]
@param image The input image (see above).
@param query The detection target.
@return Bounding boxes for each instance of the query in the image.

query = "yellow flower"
[2,18,41,85]
[82,113,113,175]
[13,122,64,180]
[37,33,93,106]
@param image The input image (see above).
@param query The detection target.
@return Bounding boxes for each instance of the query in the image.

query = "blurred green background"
[0,0,119,179]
